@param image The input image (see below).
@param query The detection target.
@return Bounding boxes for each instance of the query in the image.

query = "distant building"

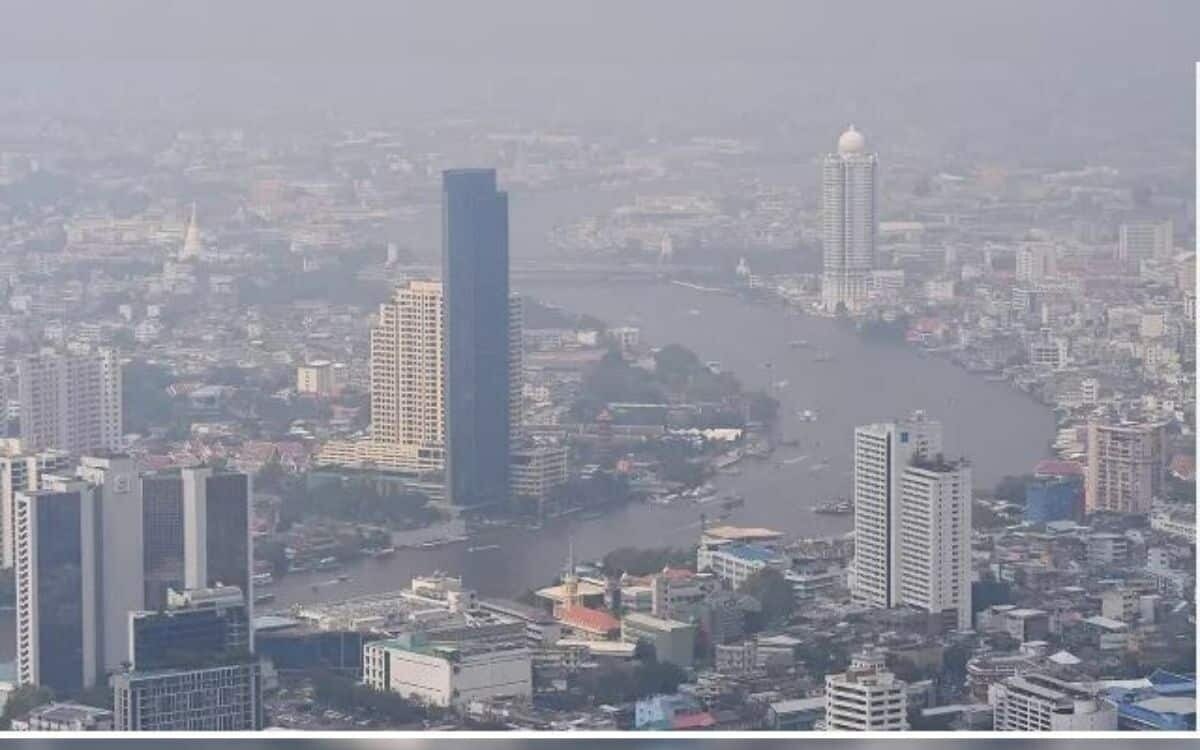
[1024,476,1084,523]
[620,612,696,668]
[10,702,113,731]
[768,697,826,730]
[296,360,344,397]
[1106,670,1196,731]
[0,442,73,569]
[510,444,568,503]
[821,125,877,314]
[1119,220,1173,267]
[1087,532,1130,567]
[989,673,1117,731]
[825,650,908,731]
[1016,243,1058,283]
[17,349,122,454]
[1086,421,1166,514]
[362,632,531,708]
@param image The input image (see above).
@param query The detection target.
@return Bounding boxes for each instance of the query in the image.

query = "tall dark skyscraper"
[442,168,511,507]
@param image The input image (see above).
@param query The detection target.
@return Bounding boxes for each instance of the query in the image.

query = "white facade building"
[825,650,908,731]
[989,674,1117,731]
[0,442,73,569]
[17,350,122,455]
[821,125,877,314]
[362,634,531,708]
[852,413,942,610]
[1016,243,1058,283]
[897,459,972,630]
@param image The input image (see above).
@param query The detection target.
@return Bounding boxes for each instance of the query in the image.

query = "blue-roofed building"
[1107,670,1196,731]
[697,541,788,589]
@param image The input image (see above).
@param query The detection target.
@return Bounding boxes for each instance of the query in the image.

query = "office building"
[362,632,531,708]
[510,443,568,503]
[897,457,972,630]
[1016,243,1058,283]
[1086,421,1166,514]
[181,466,252,599]
[76,455,144,675]
[112,663,263,731]
[989,673,1117,731]
[620,612,697,668]
[1024,475,1083,523]
[821,125,877,314]
[442,168,513,506]
[852,412,942,609]
[825,650,908,731]
[0,441,73,569]
[114,586,260,731]
[296,360,344,397]
[142,472,185,610]
[15,479,101,693]
[1118,220,1174,266]
[129,586,252,670]
[16,349,122,455]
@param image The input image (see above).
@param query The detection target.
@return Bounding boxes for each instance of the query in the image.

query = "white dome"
[837,124,866,155]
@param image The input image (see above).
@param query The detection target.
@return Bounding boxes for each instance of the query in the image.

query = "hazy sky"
[0,1,1194,163]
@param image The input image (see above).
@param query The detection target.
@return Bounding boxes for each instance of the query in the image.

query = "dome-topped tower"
[837,124,866,155]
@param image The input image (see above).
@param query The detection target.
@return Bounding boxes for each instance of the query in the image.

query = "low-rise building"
[989,673,1117,731]
[824,650,908,731]
[362,633,531,709]
[621,612,696,668]
[11,702,114,731]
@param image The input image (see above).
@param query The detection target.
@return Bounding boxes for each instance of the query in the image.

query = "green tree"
[739,568,795,626]
[0,685,54,729]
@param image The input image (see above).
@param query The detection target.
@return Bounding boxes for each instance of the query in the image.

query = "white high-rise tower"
[898,457,972,630]
[821,125,877,314]
[852,412,942,610]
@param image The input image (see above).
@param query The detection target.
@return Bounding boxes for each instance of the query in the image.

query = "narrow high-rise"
[821,125,877,314]
[17,349,122,455]
[0,440,73,569]
[897,457,972,630]
[1086,421,1166,514]
[852,413,942,610]
[442,168,512,507]
[15,476,102,693]
[368,280,446,473]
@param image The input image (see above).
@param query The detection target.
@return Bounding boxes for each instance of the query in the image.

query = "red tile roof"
[672,711,716,730]
[558,606,620,635]
[1034,459,1084,477]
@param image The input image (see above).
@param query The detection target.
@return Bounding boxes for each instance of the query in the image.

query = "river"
[259,281,1053,609]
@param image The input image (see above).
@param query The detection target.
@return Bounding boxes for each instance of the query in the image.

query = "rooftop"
[704,525,784,542]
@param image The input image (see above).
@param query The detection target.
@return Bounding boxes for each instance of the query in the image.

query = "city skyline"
[0,0,1193,738]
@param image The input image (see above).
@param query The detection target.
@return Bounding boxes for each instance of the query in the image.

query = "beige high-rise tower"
[371,281,446,454]
[318,280,522,478]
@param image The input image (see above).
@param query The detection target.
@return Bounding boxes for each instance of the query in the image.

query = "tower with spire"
[180,202,202,260]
